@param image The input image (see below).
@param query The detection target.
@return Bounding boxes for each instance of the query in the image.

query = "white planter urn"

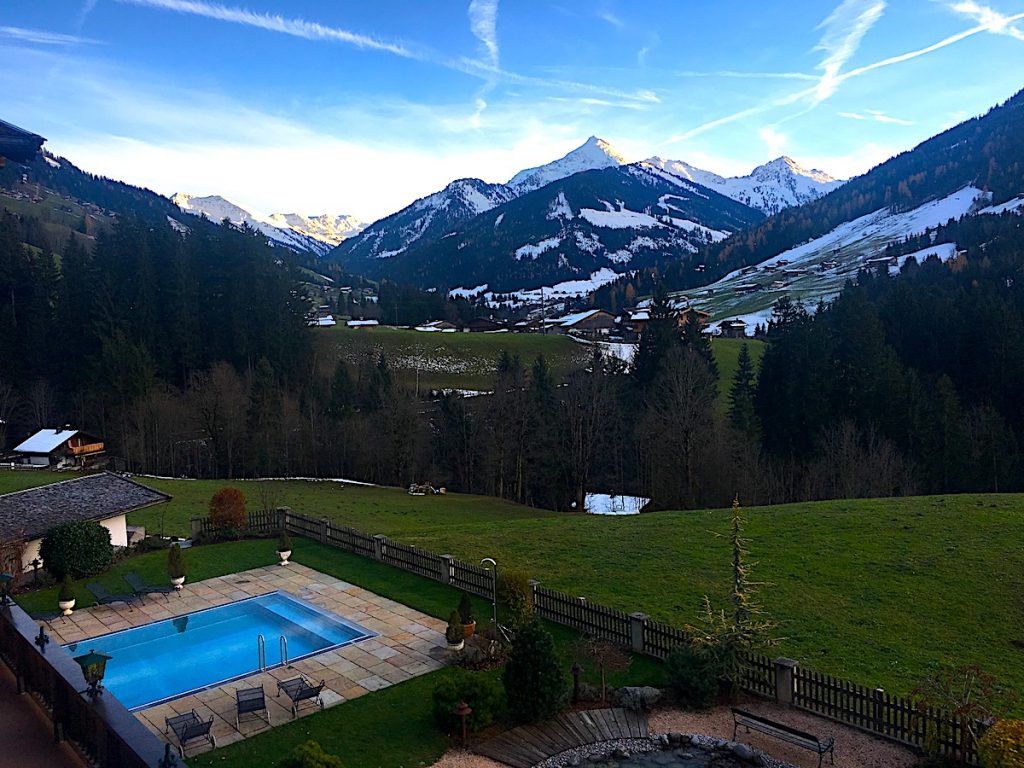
[59,598,75,617]
[447,639,464,652]
[277,549,292,566]
[171,576,186,590]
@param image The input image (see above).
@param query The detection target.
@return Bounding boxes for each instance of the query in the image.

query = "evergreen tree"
[728,343,758,439]
[502,619,566,723]
[681,310,718,379]
[632,284,679,389]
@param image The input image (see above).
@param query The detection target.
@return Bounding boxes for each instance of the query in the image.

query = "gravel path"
[430,701,917,768]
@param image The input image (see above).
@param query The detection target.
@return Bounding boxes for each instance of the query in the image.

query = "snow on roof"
[13,429,80,454]
[557,309,606,327]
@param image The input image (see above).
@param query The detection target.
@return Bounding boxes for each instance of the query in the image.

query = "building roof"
[557,309,611,327]
[0,473,170,542]
[13,429,83,455]
[0,119,46,162]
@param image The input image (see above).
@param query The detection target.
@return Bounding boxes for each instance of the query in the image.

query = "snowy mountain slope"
[646,156,842,214]
[342,162,763,292]
[266,212,365,246]
[172,193,359,256]
[508,136,627,194]
[686,186,993,326]
[331,178,515,262]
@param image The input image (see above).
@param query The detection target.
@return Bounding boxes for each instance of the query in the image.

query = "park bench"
[277,676,325,718]
[731,707,835,768]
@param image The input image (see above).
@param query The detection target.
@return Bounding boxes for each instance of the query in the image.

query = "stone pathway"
[45,563,449,756]
[476,708,649,768]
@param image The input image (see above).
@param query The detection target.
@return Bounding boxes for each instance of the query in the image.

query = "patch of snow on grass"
[579,207,662,229]
[515,237,562,261]
[979,196,1024,215]
[889,242,958,275]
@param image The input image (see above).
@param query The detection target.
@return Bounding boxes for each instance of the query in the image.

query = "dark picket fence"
[188,507,980,764]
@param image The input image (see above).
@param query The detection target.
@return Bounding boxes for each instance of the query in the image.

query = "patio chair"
[235,685,270,729]
[165,709,215,757]
[276,676,325,718]
[85,582,135,611]
[123,571,174,603]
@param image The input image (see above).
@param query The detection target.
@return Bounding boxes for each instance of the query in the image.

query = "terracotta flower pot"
[462,620,476,639]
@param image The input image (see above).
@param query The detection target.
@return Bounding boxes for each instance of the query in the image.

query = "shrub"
[979,720,1024,768]
[497,569,533,630]
[277,529,292,552]
[432,670,506,732]
[167,543,186,579]
[39,521,113,580]
[664,644,721,709]
[58,575,76,603]
[209,487,247,531]
[458,592,475,624]
[446,611,463,645]
[502,618,565,723]
[279,740,345,768]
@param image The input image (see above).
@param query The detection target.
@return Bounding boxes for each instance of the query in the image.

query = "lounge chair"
[123,571,174,602]
[235,685,270,729]
[165,710,215,757]
[276,676,325,718]
[85,582,135,611]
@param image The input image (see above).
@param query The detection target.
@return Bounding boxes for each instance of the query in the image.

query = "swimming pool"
[64,591,374,710]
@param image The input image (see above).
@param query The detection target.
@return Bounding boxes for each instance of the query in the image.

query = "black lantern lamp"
[73,650,112,700]
[0,572,13,606]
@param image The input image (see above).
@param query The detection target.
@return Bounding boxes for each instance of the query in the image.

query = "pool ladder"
[257,634,289,671]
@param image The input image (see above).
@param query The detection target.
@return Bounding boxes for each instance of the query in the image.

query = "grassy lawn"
[4,471,1022,704]
[314,325,591,390]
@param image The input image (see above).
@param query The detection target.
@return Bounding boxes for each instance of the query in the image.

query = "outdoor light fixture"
[0,572,13,606]
[73,649,112,700]
[454,700,472,745]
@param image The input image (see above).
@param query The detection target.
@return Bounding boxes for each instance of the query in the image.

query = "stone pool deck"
[45,563,449,755]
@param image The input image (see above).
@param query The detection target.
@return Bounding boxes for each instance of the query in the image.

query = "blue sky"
[1,0,1023,221]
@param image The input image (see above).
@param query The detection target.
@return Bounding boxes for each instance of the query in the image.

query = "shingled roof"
[0,473,170,542]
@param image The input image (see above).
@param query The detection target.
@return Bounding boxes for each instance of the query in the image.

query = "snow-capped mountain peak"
[171,193,360,256]
[266,212,366,246]
[644,155,842,215]
[508,136,628,193]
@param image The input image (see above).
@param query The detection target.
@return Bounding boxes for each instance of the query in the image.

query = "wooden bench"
[731,707,835,768]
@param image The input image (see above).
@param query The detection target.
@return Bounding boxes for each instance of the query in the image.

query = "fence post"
[373,534,386,561]
[629,613,648,654]
[873,688,885,734]
[528,579,540,609]
[277,506,291,531]
[774,657,798,705]
[189,516,202,541]
[319,517,329,544]
[440,555,454,585]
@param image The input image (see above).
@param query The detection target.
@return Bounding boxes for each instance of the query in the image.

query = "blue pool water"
[64,591,374,710]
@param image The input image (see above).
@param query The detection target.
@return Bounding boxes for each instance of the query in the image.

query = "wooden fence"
[0,602,172,768]
[188,508,980,764]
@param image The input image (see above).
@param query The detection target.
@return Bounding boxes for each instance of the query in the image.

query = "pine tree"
[681,310,718,379]
[728,343,758,439]
[502,619,566,723]
[632,284,678,389]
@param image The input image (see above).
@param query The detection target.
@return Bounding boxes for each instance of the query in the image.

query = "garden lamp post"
[480,557,497,627]
[73,650,112,701]
[454,700,472,745]
[0,572,13,606]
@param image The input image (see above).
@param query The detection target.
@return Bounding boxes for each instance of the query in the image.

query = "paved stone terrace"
[45,563,449,756]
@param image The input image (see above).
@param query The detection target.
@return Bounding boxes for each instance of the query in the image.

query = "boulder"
[613,686,663,711]
[731,742,757,762]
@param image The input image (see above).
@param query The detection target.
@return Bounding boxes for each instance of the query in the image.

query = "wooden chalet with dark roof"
[0,119,45,166]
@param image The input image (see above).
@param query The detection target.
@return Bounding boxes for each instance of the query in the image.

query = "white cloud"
[839,109,914,125]
[468,0,499,67]
[118,0,414,56]
[759,126,788,156]
[949,1,1024,40]
[813,0,887,102]
[0,26,99,45]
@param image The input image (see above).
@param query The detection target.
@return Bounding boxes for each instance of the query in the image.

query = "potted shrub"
[167,543,187,589]
[446,610,465,651]
[458,592,476,639]
[58,575,76,616]
[277,529,292,566]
